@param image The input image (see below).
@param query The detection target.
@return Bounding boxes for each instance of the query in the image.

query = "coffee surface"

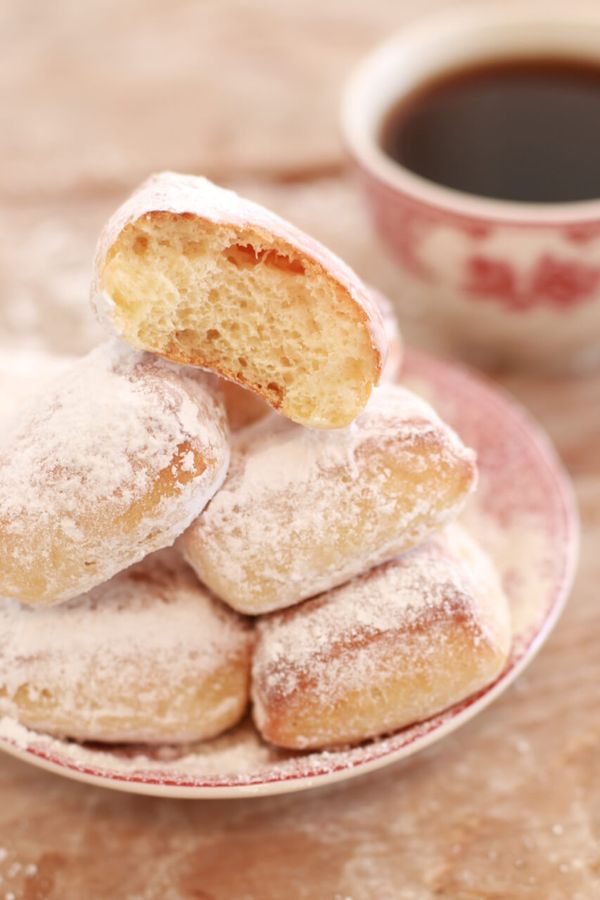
[380,57,600,203]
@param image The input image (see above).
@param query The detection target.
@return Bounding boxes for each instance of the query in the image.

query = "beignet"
[252,526,510,750]
[0,551,252,743]
[92,172,387,428]
[0,340,229,606]
[181,383,476,614]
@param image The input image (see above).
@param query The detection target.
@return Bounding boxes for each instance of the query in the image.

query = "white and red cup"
[342,3,600,372]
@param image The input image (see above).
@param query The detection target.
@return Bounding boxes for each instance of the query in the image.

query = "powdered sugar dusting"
[462,505,550,643]
[0,347,576,794]
[0,339,230,604]
[0,716,278,783]
[0,549,251,742]
[254,526,505,696]
[182,382,476,613]
[251,525,510,747]
[0,347,73,420]
[0,496,571,792]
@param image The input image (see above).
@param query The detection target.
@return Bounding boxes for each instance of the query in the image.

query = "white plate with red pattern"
[0,347,578,797]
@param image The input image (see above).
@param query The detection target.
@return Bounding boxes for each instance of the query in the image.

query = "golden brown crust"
[180,384,477,615]
[252,526,511,750]
[0,342,230,606]
[0,550,253,744]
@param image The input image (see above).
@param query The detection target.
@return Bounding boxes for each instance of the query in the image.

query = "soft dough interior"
[100,213,378,427]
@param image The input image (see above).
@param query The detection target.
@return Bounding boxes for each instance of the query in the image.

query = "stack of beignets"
[0,173,511,752]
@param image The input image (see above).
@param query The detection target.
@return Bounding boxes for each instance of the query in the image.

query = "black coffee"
[380,57,600,203]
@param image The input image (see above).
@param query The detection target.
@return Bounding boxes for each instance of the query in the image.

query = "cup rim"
[341,2,600,225]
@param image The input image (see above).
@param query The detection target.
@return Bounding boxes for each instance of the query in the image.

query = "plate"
[0,347,578,797]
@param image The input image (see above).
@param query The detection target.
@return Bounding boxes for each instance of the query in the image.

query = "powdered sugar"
[0,347,73,420]
[0,327,574,795]
[0,715,278,783]
[0,426,573,792]
[0,339,230,604]
[253,528,481,689]
[181,382,476,613]
[251,525,510,748]
[462,505,551,643]
[0,549,251,742]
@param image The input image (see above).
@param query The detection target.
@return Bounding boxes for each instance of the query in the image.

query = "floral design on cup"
[342,5,600,370]
[464,254,600,312]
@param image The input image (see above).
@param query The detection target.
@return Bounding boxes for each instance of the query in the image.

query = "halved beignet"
[180,383,477,614]
[0,340,229,606]
[252,525,511,750]
[221,286,403,432]
[0,550,252,743]
[92,172,387,428]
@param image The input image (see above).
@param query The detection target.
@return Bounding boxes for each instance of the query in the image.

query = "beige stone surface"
[0,0,474,201]
[0,1,599,898]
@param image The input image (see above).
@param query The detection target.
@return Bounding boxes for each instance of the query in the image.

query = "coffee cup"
[342,3,600,371]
